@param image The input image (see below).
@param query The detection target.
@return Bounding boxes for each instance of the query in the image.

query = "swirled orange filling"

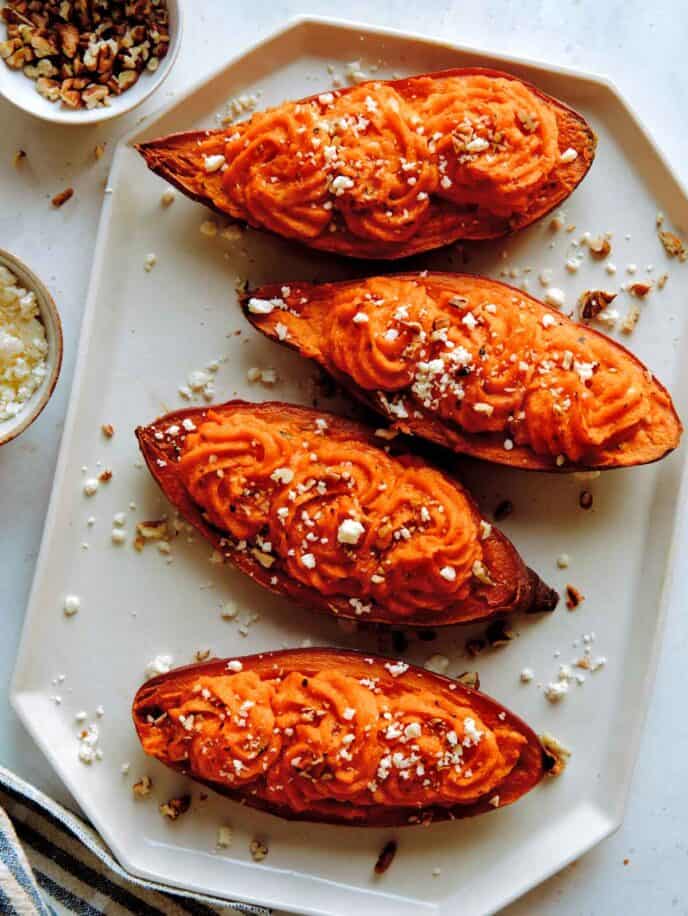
[193,72,563,243]
[176,409,481,618]
[290,276,656,463]
[412,75,559,216]
[139,667,525,812]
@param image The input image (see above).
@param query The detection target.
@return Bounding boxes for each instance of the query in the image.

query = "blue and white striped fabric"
[0,766,269,916]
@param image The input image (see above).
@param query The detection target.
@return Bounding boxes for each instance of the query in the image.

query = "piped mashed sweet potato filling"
[136,666,525,814]
[177,409,482,618]
[138,70,592,256]
[246,275,681,468]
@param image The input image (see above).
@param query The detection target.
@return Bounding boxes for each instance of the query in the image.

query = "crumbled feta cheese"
[145,654,174,679]
[220,600,238,620]
[337,518,365,545]
[217,825,233,848]
[560,147,578,163]
[226,660,243,672]
[473,402,494,416]
[83,478,99,497]
[63,594,81,617]
[479,520,492,540]
[385,661,409,678]
[342,707,356,721]
[544,680,568,702]
[247,297,282,315]
[573,360,597,383]
[203,154,226,173]
[301,553,316,569]
[544,287,565,308]
[439,566,456,582]
[331,175,355,195]
[352,311,369,324]
[77,724,100,764]
[271,466,294,484]
[200,220,218,238]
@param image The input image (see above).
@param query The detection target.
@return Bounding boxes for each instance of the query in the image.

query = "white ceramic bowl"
[0,0,182,125]
[0,249,63,446]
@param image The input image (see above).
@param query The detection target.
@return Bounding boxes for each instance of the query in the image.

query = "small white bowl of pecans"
[0,249,62,446]
[0,0,182,124]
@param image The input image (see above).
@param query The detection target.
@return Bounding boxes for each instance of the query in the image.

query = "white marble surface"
[1,2,687,913]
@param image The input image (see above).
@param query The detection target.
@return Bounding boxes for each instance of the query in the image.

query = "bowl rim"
[0,0,183,126]
[0,248,63,446]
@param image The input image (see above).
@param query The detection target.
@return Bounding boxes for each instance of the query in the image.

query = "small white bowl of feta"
[0,249,62,446]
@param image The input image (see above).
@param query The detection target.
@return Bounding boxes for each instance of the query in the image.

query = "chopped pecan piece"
[249,838,269,862]
[159,794,191,820]
[628,281,652,298]
[540,733,571,777]
[579,489,593,510]
[658,229,687,261]
[455,670,480,690]
[578,289,616,321]
[587,235,611,259]
[132,775,152,798]
[374,840,397,875]
[6,45,33,68]
[565,584,584,610]
[134,517,172,550]
[56,21,79,57]
[621,306,640,334]
[36,76,60,100]
[30,31,58,57]
[51,186,74,207]
[82,83,109,109]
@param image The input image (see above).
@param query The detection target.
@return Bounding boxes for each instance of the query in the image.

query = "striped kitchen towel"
[0,766,269,916]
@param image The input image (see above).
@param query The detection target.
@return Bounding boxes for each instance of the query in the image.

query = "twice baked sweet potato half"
[243,274,682,471]
[136,401,557,626]
[133,648,546,826]
[136,67,595,259]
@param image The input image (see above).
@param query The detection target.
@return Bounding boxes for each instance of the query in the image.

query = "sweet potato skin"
[135,66,596,260]
[135,400,558,626]
[242,273,683,472]
[132,647,547,826]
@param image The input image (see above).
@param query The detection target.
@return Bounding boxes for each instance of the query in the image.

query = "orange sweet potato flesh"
[135,400,557,627]
[135,67,595,260]
[132,648,546,826]
[243,274,682,471]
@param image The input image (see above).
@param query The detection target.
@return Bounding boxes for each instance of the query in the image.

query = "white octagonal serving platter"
[11,16,688,916]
